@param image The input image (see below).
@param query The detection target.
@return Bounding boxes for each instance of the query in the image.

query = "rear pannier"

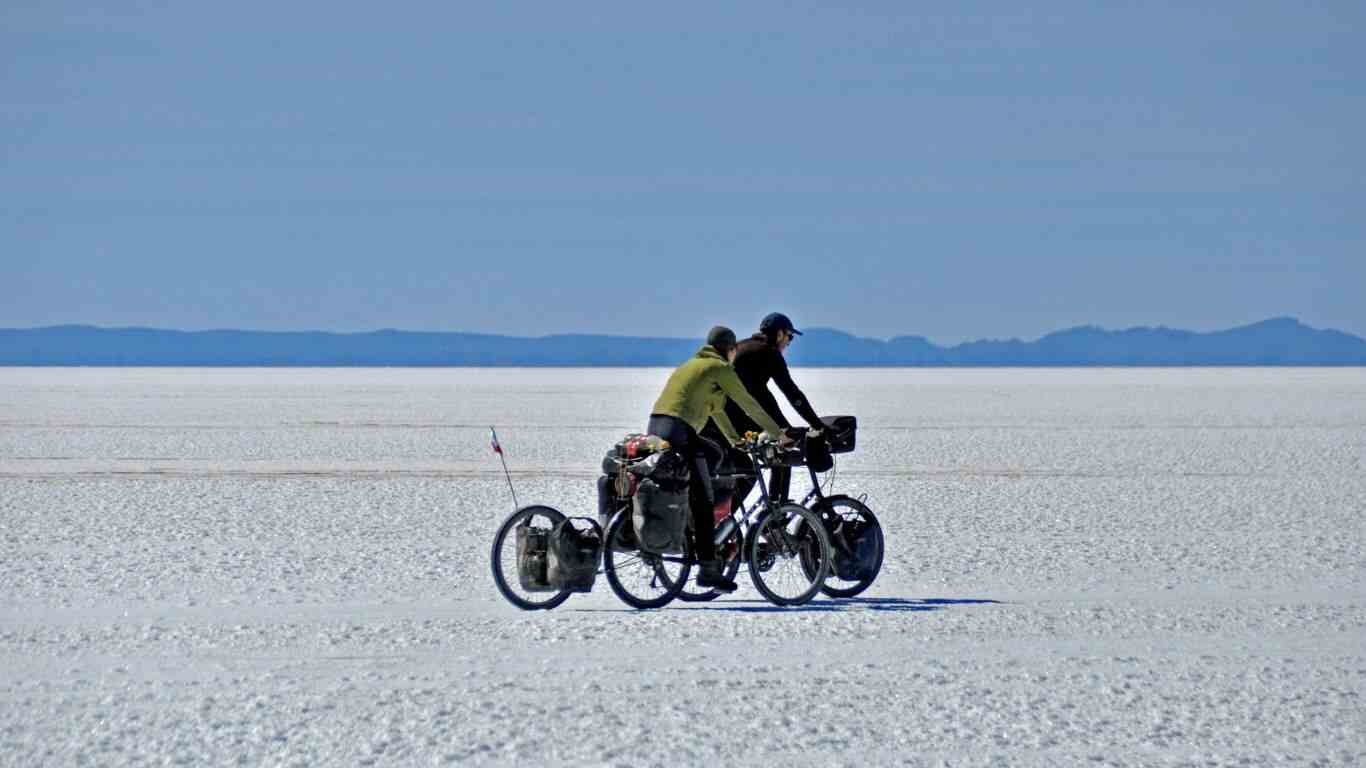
[597,474,639,552]
[632,478,689,554]
[546,517,602,592]
[515,525,555,592]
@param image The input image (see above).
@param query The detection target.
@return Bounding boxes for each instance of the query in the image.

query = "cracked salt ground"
[1,368,1364,766]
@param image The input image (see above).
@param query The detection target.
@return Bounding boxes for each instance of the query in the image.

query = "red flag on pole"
[490,427,503,455]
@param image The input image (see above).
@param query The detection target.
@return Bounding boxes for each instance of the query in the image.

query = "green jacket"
[651,345,785,444]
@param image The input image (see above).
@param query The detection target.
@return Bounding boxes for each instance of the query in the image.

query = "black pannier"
[821,415,858,454]
[632,474,689,554]
[596,474,617,530]
[546,517,602,593]
[832,518,879,581]
[515,524,556,592]
[597,474,638,551]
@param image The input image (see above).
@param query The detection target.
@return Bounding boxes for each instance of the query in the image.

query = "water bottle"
[713,516,738,547]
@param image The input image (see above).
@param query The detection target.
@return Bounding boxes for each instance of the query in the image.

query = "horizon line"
[3,315,1348,348]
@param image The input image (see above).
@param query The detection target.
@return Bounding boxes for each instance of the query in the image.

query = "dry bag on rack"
[515,524,556,592]
[626,449,691,486]
[546,517,603,593]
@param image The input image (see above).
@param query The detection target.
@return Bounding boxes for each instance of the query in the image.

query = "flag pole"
[490,426,519,510]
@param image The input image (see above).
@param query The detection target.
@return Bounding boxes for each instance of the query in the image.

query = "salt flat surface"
[1,367,1363,766]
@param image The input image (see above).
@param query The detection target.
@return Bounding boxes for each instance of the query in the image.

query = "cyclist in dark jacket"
[713,312,827,503]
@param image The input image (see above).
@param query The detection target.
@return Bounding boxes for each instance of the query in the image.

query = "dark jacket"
[723,333,824,434]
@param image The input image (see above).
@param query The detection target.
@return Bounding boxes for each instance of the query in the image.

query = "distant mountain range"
[2,318,1364,366]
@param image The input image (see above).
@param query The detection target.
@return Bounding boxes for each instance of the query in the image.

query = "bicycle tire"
[490,504,572,611]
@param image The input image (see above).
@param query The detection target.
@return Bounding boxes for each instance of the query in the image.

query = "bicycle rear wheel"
[490,505,572,611]
[746,502,831,606]
[603,508,691,610]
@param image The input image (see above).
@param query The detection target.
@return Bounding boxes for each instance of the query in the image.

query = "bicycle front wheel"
[490,505,572,611]
[746,502,831,606]
[603,508,691,610]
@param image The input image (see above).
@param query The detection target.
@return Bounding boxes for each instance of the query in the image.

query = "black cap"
[759,312,802,336]
[706,325,737,354]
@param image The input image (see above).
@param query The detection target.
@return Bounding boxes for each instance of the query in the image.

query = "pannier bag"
[547,517,603,593]
[597,474,638,551]
[515,524,556,592]
[832,518,879,581]
[632,477,689,554]
[821,416,858,454]
[596,474,618,531]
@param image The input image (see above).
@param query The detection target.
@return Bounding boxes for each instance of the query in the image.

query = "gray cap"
[706,326,737,354]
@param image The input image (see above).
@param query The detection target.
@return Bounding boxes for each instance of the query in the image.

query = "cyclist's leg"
[687,452,716,562]
[769,464,792,503]
[647,415,716,561]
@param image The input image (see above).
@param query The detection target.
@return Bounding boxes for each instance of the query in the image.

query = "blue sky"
[4,2,1362,343]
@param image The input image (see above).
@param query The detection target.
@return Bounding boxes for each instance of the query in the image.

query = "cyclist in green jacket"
[648,326,787,593]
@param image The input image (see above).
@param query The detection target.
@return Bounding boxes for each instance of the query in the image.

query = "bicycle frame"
[713,442,802,547]
[797,463,831,508]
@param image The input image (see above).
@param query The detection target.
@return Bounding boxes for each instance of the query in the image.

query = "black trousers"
[646,414,722,561]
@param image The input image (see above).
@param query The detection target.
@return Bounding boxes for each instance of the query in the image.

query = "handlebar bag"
[515,525,556,592]
[547,517,603,593]
[821,416,858,454]
[804,434,834,472]
[632,478,689,555]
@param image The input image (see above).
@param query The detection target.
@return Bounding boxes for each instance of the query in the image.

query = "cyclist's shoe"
[697,560,738,593]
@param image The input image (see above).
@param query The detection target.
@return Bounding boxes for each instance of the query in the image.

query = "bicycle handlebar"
[737,431,804,466]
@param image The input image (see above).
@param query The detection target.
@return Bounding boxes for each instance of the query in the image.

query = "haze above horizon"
[4,3,1363,342]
